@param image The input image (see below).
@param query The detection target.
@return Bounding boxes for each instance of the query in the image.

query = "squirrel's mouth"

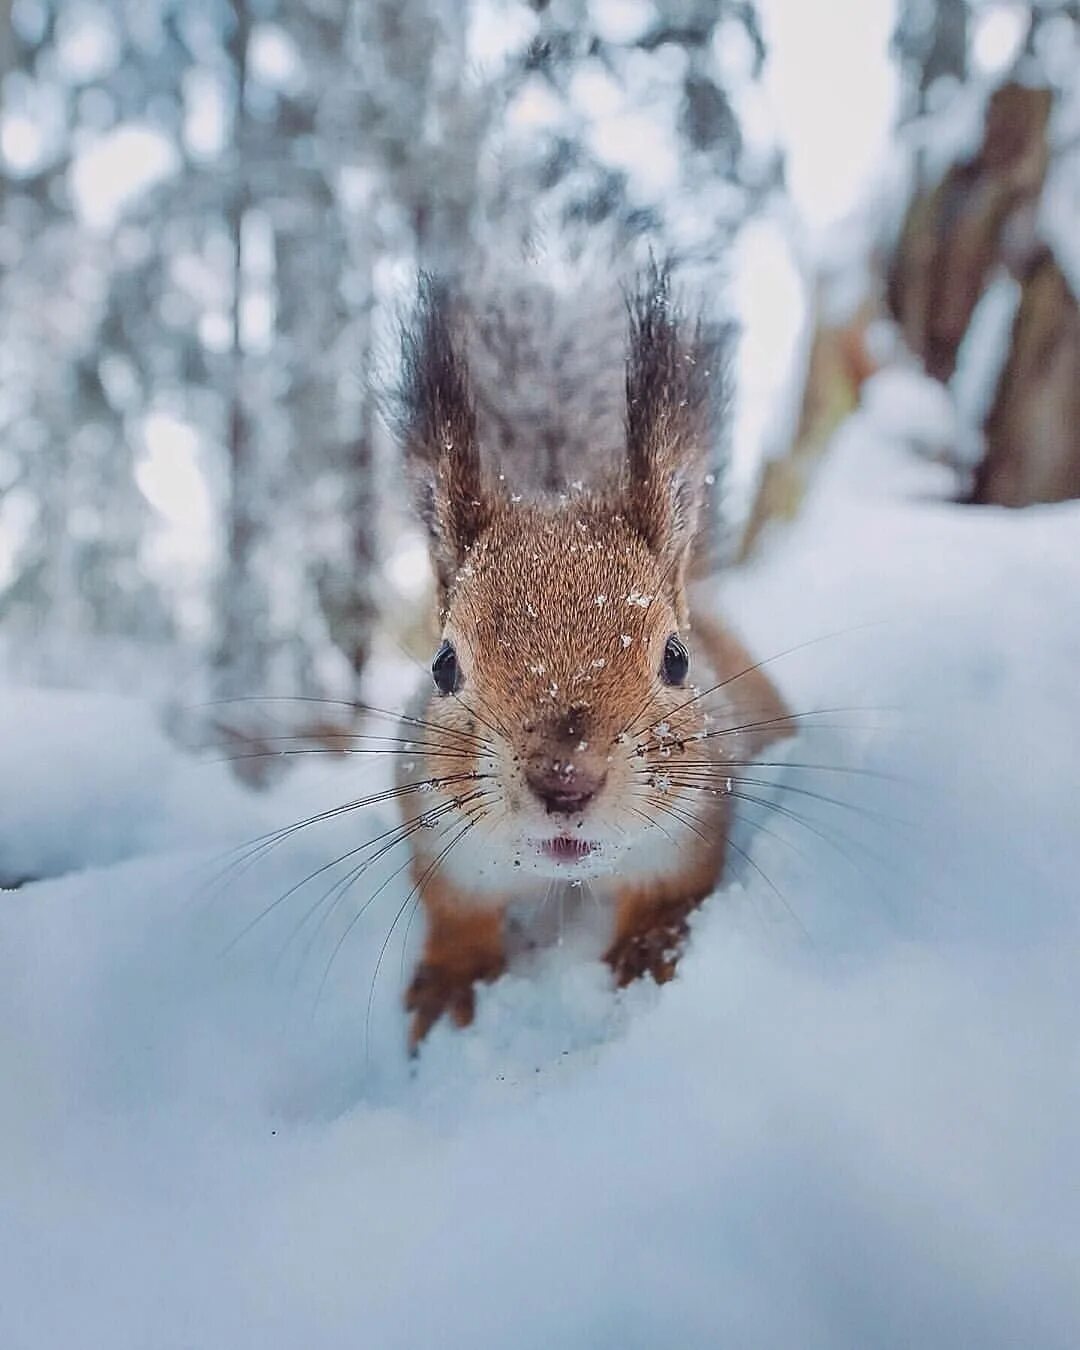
[537,836,597,865]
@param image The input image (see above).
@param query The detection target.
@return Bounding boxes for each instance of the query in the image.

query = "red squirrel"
[394,264,790,1047]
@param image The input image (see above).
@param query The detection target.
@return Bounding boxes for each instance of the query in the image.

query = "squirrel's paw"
[605,908,691,988]
[405,956,505,1050]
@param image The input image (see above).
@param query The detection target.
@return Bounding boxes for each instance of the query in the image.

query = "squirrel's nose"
[524,760,606,816]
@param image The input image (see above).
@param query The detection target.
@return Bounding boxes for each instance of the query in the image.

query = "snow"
[136,412,215,537]
[0,690,260,886]
[54,3,121,84]
[0,75,67,177]
[950,270,1022,465]
[730,212,810,518]
[69,124,180,233]
[756,0,899,237]
[970,5,1029,79]
[249,23,305,96]
[858,365,964,490]
[1041,81,1080,300]
[3,414,1080,1347]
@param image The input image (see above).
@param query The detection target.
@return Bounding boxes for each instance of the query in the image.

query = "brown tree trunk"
[887,82,1053,384]
[973,250,1080,507]
[885,75,1080,507]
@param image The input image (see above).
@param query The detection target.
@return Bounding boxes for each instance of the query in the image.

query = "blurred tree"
[887,1,1080,507]
[889,80,1053,385]
[0,0,775,718]
[0,1,171,658]
[893,0,969,129]
[0,0,381,700]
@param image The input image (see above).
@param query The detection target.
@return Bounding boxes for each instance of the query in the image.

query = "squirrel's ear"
[622,264,717,608]
[398,275,494,605]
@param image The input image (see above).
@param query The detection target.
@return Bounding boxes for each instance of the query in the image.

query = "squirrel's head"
[396,268,724,879]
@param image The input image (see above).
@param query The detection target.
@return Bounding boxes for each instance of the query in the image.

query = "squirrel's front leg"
[604,883,713,988]
[405,886,507,1050]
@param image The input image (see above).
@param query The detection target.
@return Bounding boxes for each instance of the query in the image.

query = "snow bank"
[0,688,296,885]
[2,428,1079,1348]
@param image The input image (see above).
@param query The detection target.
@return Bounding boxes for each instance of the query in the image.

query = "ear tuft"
[398,275,494,601]
[623,261,720,587]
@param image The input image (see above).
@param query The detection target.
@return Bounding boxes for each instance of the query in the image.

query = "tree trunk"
[214,0,266,700]
[886,70,1080,508]
[973,250,1080,506]
[887,82,1053,384]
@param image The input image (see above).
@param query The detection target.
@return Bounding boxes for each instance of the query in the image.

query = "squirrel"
[394,261,791,1048]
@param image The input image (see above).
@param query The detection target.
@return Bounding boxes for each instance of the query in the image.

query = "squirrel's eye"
[431,640,459,696]
[661,633,689,686]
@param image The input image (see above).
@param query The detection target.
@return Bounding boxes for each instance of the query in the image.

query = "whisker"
[389,634,514,748]
[639,757,907,785]
[625,801,680,848]
[204,731,488,752]
[729,774,914,832]
[643,794,718,849]
[642,769,908,834]
[632,790,810,939]
[224,791,477,958]
[628,621,887,738]
[358,706,493,753]
[397,857,459,989]
[198,773,489,904]
[313,812,451,1019]
[723,832,811,941]
[664,706,898,748]
[362,811,483,1061]
[644,768,915,911]
[189,694,493,751]
[581,877,604,921]
[201,743,488,769]
[292,790,492,988]
[726,793,824,875]
[526,875,560,929]
[451,686,512,746]
[226,772,486,861]
[726,787,902,920]
[296,805,480,997]
[387,788,508,993]
[383,621,510,750]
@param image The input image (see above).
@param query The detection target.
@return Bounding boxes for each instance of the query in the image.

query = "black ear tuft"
[623,261,719,578]
[398,275,494,602]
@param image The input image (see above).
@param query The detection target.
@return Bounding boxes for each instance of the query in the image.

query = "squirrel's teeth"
[541,837,595,863]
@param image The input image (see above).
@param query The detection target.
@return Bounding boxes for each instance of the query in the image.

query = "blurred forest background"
[0,0,1077,758]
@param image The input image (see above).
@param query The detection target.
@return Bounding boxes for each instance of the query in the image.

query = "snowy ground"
[2,418,1079,1349]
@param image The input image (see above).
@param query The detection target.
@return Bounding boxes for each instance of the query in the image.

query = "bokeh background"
[0,0,1076,730]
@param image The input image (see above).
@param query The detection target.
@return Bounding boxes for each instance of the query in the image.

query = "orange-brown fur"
[394,267,790,1047]
[404,878,507,1047]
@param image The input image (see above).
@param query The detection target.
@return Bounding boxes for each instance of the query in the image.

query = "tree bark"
[887,82,1053,384]
[973,250,1080,507]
